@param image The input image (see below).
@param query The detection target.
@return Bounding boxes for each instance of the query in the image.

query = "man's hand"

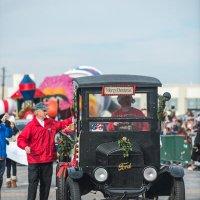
[25,146,31,154]
[68,123,74,131]
[63,123,74,132]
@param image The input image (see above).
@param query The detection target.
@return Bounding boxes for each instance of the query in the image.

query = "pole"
[1,67,5,99]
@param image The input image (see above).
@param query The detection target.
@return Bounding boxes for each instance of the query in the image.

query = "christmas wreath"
[118,137,133,158]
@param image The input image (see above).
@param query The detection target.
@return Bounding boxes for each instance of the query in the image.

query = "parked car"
[56,74,185,200]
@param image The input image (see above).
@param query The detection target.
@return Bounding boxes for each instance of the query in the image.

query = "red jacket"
[107,107,149,131]
[17,117,73,164]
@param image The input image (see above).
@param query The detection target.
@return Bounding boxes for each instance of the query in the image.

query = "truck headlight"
[93,167,108,182]
[143,167,157,182]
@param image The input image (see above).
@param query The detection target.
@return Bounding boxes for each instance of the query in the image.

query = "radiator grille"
[108,167,143,188]
[108,154,144,167]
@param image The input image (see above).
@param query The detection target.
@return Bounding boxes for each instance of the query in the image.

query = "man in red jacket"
[107,95,149,132]
[17,102,73,200]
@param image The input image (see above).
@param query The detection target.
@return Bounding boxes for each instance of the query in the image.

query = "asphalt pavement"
[1,164,200,200]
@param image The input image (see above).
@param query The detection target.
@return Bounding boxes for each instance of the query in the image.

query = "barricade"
[160,135,192,164]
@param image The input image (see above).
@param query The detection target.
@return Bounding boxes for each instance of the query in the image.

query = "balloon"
[65,66,111,114]
[39,74,73,111]
[46,97,58,118]
[19,74,36,100]
[0,98,17,115]
[65,66,102,78]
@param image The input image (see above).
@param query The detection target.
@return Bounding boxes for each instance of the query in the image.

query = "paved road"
[1,164,200,200]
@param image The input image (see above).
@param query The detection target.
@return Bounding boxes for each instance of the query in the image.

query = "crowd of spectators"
[161,107,200,170]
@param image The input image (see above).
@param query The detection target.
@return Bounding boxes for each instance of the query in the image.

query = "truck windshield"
[88,93,148,118]
[88,93,151,132]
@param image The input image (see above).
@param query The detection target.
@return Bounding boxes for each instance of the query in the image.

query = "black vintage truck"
[56,74,185,200]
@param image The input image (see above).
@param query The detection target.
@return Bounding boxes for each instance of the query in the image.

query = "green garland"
[72,84,78,132]
[118,137,133,158]
[57,134,74,161]
[157,95,166,122]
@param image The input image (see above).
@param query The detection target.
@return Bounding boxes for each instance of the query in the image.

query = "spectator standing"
[6,115,19,188]
[17,102,73,200]
[0,113,13,197]
[189,118,200,170]
[174,119,191,143]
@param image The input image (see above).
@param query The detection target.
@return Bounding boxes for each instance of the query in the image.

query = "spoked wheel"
[169,178,185,200]
[66,177,81,200]
[56,163,67,200]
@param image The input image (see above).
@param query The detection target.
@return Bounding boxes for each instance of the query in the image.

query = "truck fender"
[166,164,185,178]
[68,167,83,180]
[146,164,184,197]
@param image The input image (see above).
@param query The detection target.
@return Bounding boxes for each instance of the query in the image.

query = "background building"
[1,74,200,116]
[159,84,200,115]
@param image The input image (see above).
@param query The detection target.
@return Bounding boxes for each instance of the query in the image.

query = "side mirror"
[163,92,171,101]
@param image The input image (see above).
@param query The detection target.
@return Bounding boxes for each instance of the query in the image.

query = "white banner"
[6,142,28,166]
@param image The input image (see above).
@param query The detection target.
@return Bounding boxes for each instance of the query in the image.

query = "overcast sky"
[0,0,200,85]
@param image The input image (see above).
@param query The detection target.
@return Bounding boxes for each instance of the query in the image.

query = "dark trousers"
[6,158,17,178]
[27,162,53,200]
[0,159,6,189]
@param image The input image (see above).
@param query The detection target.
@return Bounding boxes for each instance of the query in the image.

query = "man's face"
[118,96,132,107]
[36,109,47,120]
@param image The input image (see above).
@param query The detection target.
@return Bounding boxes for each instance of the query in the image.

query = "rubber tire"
[56,164,67,200]
[169,178,185,200]
[66,177,81,200]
